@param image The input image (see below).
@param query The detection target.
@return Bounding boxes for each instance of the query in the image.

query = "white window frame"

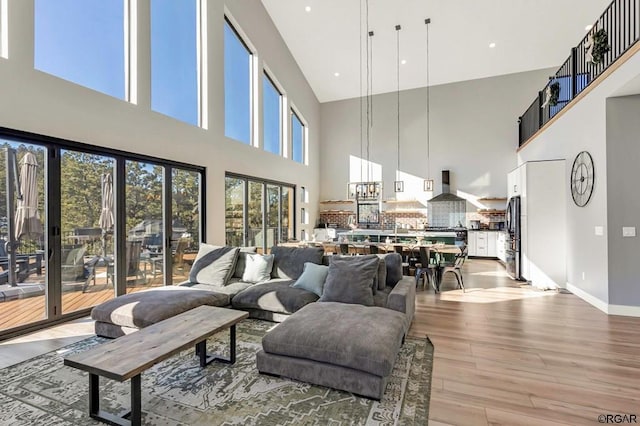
[1,0,8,59]
[289,103,308,165]
[224,11,258,147]
[262,64,286,156]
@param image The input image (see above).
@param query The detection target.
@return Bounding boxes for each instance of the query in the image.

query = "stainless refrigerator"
[505,196,522,280]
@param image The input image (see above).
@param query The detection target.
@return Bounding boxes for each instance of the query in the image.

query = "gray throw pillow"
[242,253,274,283]
[291,262,330,296]
[189,244,240,286]
[271,246,324,280]
[379,253,403,287]
[233,246,258,278]
[319,255,379,306]
[332,255,382,295]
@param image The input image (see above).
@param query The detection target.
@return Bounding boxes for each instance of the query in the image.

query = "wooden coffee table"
[64,306,248,426]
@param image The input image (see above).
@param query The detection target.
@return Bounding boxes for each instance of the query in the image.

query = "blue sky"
[224,21,251,144]
[33,2,286,147]
[34,0,125,99]
[35,0,199,126]
[263,75,281,155]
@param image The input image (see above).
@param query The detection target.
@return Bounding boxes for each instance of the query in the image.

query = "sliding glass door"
[0,128,204,339]
[0,142,47,332]
[224,174,295,252]
[61,150,115,314]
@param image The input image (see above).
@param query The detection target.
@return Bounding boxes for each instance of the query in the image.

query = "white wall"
[319,68,552,210]
[0,0,320,244]
[518,46,640,311]
[606,94,640,308]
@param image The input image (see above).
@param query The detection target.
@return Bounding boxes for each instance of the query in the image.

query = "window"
[1,0,8,59]
[225,174,295,251]
[0,127,204,338]
[263,73,282,155]
[151,0,199,125]
[34,0,126,99]
[291,109,305,164]
[224,19,252,144]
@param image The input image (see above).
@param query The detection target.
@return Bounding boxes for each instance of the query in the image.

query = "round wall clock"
[570,151,595,207]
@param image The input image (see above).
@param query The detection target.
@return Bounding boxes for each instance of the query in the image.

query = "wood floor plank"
[407,259,640,425]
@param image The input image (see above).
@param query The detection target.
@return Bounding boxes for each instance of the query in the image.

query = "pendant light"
[423,18,434,192]
[394,24,404,193]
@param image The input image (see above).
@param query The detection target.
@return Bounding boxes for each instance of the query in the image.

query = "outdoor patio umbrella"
[14,152,42,241]
[6,151,43,287]
[99,172,114,257]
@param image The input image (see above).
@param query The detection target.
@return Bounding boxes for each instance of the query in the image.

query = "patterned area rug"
[0,320,433,425]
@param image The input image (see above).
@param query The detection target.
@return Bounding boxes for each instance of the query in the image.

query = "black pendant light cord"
[359,0,364,181]
[425,18,431,181]
[396,25,401,175]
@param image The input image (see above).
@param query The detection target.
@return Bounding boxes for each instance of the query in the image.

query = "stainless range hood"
[427,171,467,227]
[428,170,467,203]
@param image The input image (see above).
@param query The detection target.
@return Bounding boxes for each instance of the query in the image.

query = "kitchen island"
[336,228,466,245]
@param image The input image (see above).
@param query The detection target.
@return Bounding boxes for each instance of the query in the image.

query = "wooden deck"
[0,262,190,332]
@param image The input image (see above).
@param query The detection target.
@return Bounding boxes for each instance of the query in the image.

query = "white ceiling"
[261,0,611,103]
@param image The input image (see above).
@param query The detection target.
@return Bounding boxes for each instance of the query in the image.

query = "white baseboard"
[566,283,640,317]
[608,304,640,317]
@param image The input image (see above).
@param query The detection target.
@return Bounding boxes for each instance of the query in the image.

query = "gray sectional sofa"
[93,245,415,337]
[90,245,416,399]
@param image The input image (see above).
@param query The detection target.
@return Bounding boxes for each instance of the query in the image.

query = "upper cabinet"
[507,166,524,198]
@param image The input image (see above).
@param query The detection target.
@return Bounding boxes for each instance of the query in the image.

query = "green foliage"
[549,82,560,107]
[592,29,610,64]
[1,140,201,254]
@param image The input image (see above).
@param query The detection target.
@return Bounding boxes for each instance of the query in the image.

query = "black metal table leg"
[196,325,237,367]
[88,373,140,426]
[89,373,99,417]
[130,374,141,426]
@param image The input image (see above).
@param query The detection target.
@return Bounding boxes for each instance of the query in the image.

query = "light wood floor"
[1,259,639,425]
[410,259,640,426]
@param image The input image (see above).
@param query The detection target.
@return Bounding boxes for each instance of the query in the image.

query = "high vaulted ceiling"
[261,0,611,103]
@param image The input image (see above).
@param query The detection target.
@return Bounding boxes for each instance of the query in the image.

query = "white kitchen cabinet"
[507,168,521,198]
[487,232,497,257]
[496,232,507,262]
[468,231,500,258]
[467,231,477,255]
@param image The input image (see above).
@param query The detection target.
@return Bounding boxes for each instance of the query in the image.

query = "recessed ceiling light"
[585,24,593,31]
[489,42,496,48]
[401,59,407,65]
[334,72,340,77]
[305,6,311,12]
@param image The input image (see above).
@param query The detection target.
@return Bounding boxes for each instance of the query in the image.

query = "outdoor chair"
[148,237,190,278]
[104,240,147,285]
[61,245,87,282]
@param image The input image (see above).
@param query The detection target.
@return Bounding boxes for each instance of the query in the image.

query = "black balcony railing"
[519,0,640,146]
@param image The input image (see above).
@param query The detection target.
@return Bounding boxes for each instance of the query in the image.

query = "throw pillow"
[380,253,403,287]
[189,244,240,286]
[233,246,258,278]
[332,254,381,295]
[319,255,379,306]
[271,246,324,280]
[242,253,275,283]
[291,262,330,297]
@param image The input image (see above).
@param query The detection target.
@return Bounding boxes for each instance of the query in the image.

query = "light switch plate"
[622,227,636,237]
[595,226,604,236]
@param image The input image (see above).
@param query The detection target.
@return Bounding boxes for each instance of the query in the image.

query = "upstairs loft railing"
[519,0,640,147]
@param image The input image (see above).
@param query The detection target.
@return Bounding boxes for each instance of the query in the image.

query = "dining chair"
[367,244,380,254]
[439,245,467,292]
[415,246,438,292]
[394,245,410,275]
